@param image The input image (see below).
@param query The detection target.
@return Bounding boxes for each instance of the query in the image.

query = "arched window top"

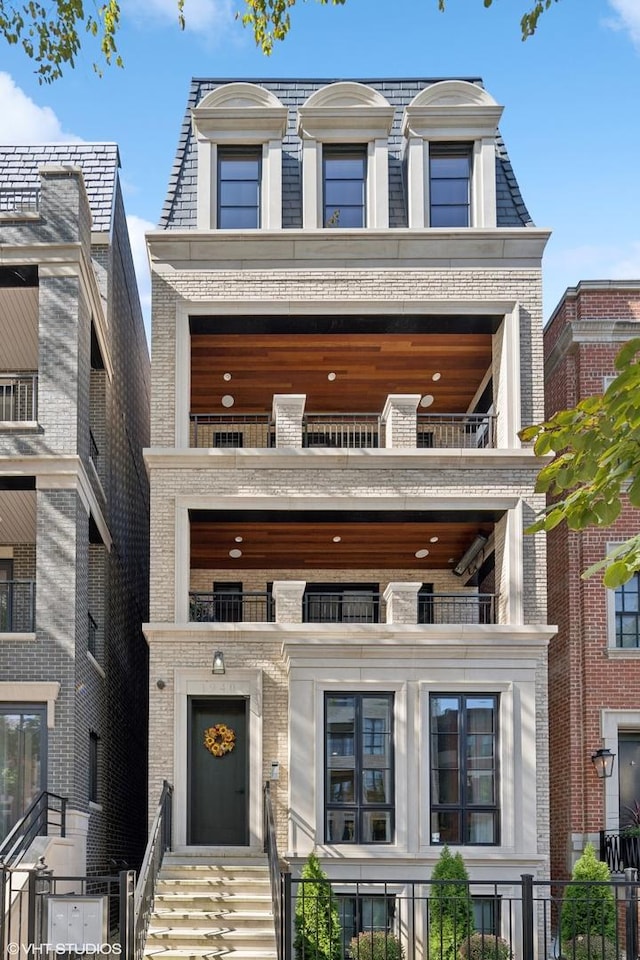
[193,83,288,142]
[302,81,392,111]
[298,82,394,142]
[407,80,498,110]
[195,82,286,112]
[402,80,503,140]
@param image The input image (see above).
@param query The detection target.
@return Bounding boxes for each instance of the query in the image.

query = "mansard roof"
[0,143,120,233]
[160,76,533,230]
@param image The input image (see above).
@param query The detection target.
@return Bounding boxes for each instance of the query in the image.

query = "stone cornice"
[144,446,550,472]
[545,318,640,381]
[0,454,112,549]
[147,227,550,271]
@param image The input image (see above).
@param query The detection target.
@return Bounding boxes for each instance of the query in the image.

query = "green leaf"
[604,561,635,589]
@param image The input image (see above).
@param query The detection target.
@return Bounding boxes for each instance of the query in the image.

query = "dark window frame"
[615,573,640,647]
[429,143,472,228]
[337,894,397,958]
[324,692,394,845]
[89,731,99,804]
[430,693,500,846]
[323,144,367,228]
[213,581,243,623]
[0,703,47,840]
[217,147,262,229]
[304,583,380,624]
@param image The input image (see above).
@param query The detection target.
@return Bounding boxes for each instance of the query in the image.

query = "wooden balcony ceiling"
[191,332,493,414]
[0,285,39,371]
[190,512,496,570]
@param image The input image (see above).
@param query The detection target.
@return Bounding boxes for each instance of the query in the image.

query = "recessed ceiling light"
[328,372,337,381]
[229,548,242,558]
[432,372,441,382]
[333,535,342,543]
[448,558,455,564]
[415,549,429,559]
[420,395,435,408]
[430,536,439,543]
[235,536,243,543]
[223,373,232,381]
[221,395,235,408]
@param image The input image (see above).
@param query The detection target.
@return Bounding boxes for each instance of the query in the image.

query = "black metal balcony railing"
[303,592,383,623]
[600,830,640,872]
[0,187,40,215]
[89,429,99,467]
[88,611,98,657]
[417,412,497,449]
[303,414,383,449]
[0,580,36,632]
[189,591,275,623]
[419,593,498,625]
[0,373,38,421]
[190,413,273,448]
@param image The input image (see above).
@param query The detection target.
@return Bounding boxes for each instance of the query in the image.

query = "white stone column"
[272,394,306,448]
[384,582,421,624]
[273,580,306,624]
[381,394,421,448]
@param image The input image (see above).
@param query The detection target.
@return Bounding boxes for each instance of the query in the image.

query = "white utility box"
[47,896,108,950]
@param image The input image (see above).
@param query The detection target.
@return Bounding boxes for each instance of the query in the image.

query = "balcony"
[418,592,497,624]
[190,590,275,623]
[0,580,36,632]
[0,374,38,422]
[600,831,640,873]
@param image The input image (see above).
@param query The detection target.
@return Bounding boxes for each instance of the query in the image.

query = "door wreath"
[204,723,236,757]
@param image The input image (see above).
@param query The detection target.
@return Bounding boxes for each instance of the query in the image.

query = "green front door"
[188,697,249,845]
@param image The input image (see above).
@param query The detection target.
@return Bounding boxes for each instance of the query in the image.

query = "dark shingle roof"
[160,77,533,230]
[0,143,120,232]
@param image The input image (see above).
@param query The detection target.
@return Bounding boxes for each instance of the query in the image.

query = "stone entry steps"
[143,854,277,960]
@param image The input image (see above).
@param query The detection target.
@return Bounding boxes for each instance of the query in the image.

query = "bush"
[349,931,404,960]
[294,852,342,960]
[429,845,473,960]
[560,844,617,944]
[458,934,511,960]
[560,935,618,960]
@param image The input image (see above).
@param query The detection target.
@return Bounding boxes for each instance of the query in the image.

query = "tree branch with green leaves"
[520,338,640,588]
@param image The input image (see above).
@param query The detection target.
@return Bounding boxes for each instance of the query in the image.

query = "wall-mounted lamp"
[212,650,225,675]
[591,747,615,779]
[453,533,488,577]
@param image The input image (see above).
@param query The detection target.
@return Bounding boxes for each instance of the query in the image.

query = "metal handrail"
[0,579,36,632]
[418,592,498,624]
[132,780,173,960]
[416,411,497,448]
[0,373,38,421]
[0,791,67,867]
[303,591,383,623]
[264,783,289,960]
[303,412,382,448]
[190,413,273,448]
[189,590,275,623]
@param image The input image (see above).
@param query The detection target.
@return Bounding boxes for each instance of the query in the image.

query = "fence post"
[625,867,638,960]
[27,868,37,949]
[283,871,292,960]
[120,869,136,960]
[521,874,534,960]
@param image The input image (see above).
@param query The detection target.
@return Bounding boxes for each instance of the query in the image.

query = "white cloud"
[0,72,82,144]
[606,0,640,49]
[126,214,155,338]
[125,0,234,32]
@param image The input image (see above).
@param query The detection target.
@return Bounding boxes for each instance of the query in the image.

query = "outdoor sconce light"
[453,533,488,577]
[212,650,225,675]
[591,747,615,779]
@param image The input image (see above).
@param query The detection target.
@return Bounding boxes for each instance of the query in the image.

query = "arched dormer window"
[297,82,394,229]
[192,83,288,230]
[402,81,503,229]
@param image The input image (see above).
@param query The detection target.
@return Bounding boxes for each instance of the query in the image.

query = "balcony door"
[619,733,640,828]
[0,705,46,840]
[0,560,12,632]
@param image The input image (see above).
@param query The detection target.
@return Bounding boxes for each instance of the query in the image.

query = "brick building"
[544,280,640,879]
[0,146,150,874]
[143,77,554,952]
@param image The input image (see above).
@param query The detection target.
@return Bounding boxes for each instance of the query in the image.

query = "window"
[615,573,640,647]
[325,693,394,844]
[338,895,396,957]
[429,144,472,227]
[323,146,367,228]
[214,431,243,448]
[89,732,99,803]
[0,705,45,840]
[217,149,262,229]
[430,694,499,845]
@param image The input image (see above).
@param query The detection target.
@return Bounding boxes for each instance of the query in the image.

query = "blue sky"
[1,0,639,327]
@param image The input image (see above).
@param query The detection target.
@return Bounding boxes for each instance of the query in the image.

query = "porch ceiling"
[190,331,493,414]
[0,286,39,371]
[190,512,496,570]
[0,489,36,544]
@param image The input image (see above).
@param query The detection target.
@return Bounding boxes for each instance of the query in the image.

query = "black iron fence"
[0,792,66,869]
[419,593,498,625]
[0,374,38,422]
[303,414,383,449]
[0,580,36,632]
[131,780,172,960]
[190,413,273,448]
[601,830,640,873]
[189,590,275,623]
[417,412,497,449]
[303,592,384,623]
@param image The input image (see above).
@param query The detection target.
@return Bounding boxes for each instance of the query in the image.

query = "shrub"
[560,935,618,960]
[458,934,512,960]
[349,931,404,960]
[429,845,473,960]
[560,844,617,945]
[294,852,342,960]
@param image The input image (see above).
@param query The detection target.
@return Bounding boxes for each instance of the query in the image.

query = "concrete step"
[156,878,270,894]
[150,909,273,929]
[146,927,276,949]
[154,893,273,908]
